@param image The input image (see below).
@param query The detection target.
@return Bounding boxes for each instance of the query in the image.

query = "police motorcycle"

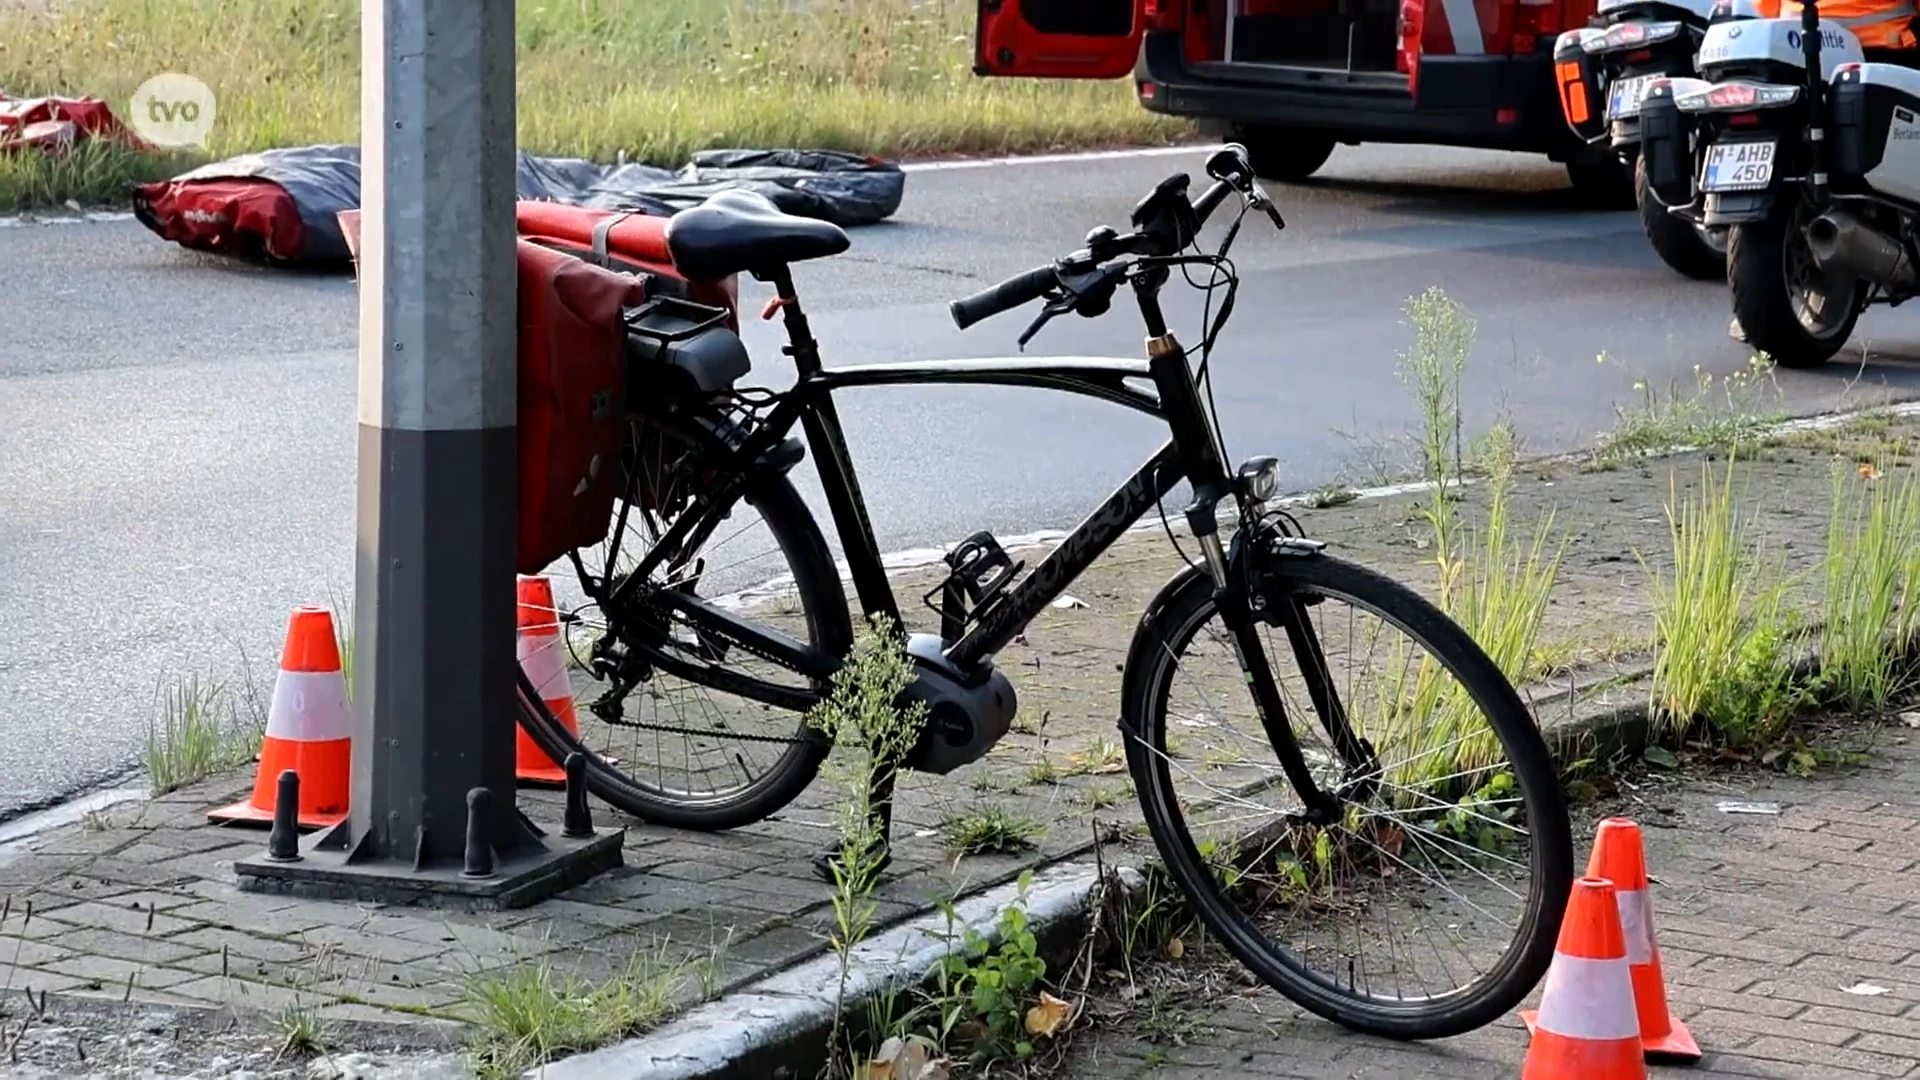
[1639,0,1920,367]
[1554,0,1753,278]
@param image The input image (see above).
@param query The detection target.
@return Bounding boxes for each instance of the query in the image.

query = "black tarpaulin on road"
[131,143,906,266]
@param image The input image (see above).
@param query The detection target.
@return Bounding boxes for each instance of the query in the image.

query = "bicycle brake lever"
[1250,183,1286,231]
[1017,297,1071,351]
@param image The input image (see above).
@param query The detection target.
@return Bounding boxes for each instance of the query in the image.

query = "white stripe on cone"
[1534,954,1641,1041]
[263,670,353,743]
[1617,888,1655,966]
[518,620,572,703]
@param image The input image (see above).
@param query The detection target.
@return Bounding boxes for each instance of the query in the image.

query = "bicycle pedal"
[946,531,1023,600]
[922,531,1024,644]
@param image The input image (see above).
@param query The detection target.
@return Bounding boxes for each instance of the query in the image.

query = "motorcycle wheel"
[1727,196,1862,369]
[1635,156,1727,281]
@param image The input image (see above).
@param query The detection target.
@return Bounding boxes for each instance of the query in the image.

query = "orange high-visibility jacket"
[1780,0,1917,49]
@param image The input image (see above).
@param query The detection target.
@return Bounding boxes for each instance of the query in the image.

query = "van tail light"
[1144,0,1186,31]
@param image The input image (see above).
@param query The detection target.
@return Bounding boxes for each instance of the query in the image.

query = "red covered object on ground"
[131,179,305,261]
[0,93,140,155]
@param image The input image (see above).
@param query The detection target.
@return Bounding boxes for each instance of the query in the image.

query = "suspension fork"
[1140,277,1341,822]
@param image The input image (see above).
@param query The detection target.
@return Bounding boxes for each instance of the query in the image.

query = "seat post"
[763,265,824,377]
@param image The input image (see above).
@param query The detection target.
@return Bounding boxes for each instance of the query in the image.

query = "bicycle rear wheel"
[1122,547,1572,1039]
[516,411,852,831]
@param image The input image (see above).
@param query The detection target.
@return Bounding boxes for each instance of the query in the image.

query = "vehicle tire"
[1565,155,1634,209]
[1635,155,1727,281]
[1238,126,1338,183]
[1727,196,1862,369]
[1121,551,1573,1040]
[516,463,852,831]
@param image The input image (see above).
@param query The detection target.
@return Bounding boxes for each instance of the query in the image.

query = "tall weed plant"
[1819,459,1920,711]
[1378,291,1563,794]
[1643,455,1807,746]
[807,614,927,1077]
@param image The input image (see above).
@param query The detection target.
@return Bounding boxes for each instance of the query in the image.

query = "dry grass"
[0,0,1189,210]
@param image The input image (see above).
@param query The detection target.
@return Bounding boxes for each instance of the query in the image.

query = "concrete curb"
[528,862,1108,1080]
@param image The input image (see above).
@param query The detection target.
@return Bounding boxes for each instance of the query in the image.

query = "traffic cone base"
[1520,876,1647,1080]
[208,607,352,830]
[1589,816,1703,1065]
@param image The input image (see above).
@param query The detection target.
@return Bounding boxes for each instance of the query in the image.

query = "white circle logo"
[129,73,216,148]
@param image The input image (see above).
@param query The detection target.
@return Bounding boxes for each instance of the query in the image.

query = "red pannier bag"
[515,239,648,575]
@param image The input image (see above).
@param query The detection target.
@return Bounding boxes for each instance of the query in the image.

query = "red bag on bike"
[516,238,647,574]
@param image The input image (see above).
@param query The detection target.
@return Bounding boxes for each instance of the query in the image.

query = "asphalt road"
[7,143,1920,821]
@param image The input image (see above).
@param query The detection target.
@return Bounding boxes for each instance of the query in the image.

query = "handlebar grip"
[949,265,1059,330]
[1191,178,1235,227]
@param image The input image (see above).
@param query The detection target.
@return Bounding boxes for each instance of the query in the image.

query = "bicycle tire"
[1121,552,1573,1040]
[516,470,852,831]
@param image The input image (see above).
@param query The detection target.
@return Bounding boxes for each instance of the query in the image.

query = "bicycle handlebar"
[949,264,1062,332]
[945,176,1233,332]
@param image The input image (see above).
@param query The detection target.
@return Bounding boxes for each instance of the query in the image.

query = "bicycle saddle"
[664,188,851,281]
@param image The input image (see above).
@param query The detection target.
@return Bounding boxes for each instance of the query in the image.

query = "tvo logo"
[129,74,216,148]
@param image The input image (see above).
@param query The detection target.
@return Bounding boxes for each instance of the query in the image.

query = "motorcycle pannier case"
[1554,30,1612,144]
[1638,82,1696,207]
[1830,66,1919,183]
[517,239,648,575]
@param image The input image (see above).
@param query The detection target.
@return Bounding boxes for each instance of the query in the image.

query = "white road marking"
[901,143,1222,172]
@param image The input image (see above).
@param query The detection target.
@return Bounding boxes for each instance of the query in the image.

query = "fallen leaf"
[1845,982,1892,996]
[1862,463,1883,480]
[1164,936,1186,960]
[1377,824,1406,859]
[1024,990,1075,1037]
[1642,745,1680,770]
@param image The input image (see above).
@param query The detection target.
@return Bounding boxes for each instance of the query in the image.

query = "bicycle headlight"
[1237,456,1281,503]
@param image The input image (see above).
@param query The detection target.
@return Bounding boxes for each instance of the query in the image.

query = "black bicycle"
[515,146,1573,1040]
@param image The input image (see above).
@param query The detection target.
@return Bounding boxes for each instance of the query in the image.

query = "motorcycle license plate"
[1607,75,1658,120]
[1701,141,1777,192]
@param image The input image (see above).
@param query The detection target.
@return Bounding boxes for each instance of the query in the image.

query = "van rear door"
[973,0,1147,78]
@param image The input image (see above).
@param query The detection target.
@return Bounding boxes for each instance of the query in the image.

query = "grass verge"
[463,943,707,1080]
[0,0,1189,210]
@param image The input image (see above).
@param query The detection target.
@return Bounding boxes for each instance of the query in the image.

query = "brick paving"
[0,420,1916,1075]
[1058,732,1920,1079]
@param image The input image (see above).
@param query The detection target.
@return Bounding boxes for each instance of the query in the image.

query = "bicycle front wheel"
[1122,549,1572,1040]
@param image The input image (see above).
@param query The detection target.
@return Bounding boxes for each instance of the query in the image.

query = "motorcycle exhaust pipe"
[1806,208,1918,289]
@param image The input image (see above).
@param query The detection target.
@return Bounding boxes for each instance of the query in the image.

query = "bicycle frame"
[606,263,1241,680]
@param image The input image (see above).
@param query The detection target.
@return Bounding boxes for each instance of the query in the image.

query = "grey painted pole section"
[338,0,534,868]
[237,0,621,903]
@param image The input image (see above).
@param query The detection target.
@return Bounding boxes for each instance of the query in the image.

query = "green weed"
[463,945,692,1079]
[941,805,1045,857]
[144,673,259,796]
[1642,455,1809,746]
[1818,459,1920,712]
[806,614,928,1077]
[1591,354,1783,469]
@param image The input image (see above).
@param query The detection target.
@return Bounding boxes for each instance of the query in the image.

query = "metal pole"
[237,0,619,906]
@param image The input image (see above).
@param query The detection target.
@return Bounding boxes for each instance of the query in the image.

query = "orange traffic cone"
[208,606,351,829]
[1520,877,1647,1080]
[1587,817,1702,1062]
[516,574,580,786]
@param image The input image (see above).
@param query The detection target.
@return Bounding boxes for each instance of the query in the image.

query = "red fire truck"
[973,0,1625,201]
